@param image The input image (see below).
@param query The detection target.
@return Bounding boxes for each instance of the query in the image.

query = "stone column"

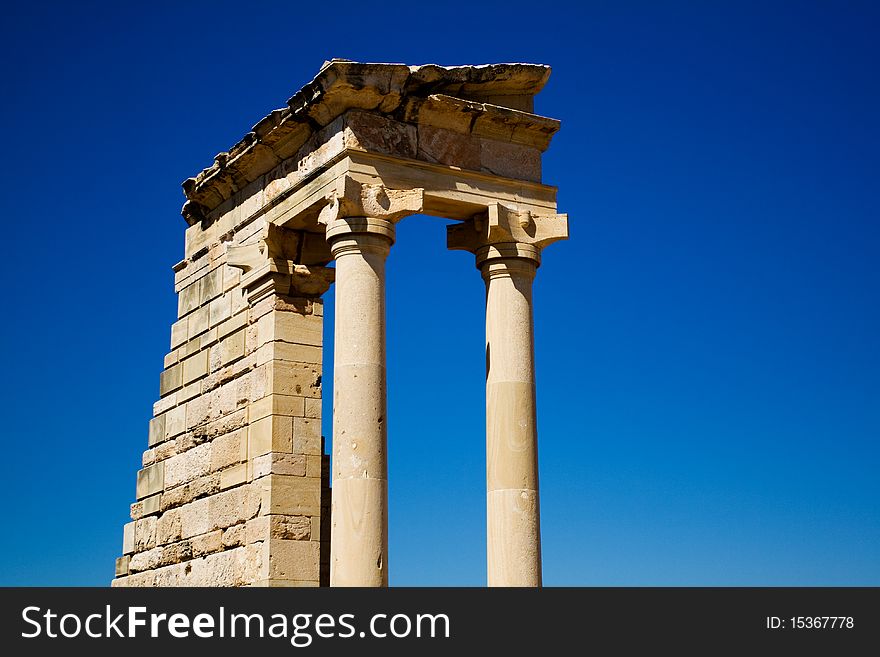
[319,177,423,587]
[448,203,568,587]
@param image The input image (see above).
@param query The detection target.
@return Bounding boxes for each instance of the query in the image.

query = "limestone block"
[259,474,321,516]
[267,539,320,582]
[191,530,223,558]
[164,442,212,489]
[417,124,480,170]
[182,350,209,386]
[269,361,322,399]
[134,516,157,551]
[115,556,130,577]
[217,311,247,340]
[304,398,321,419]
[177,381,201,405]
[222,524,245,548]
[142,493,161,517]
[187,306,210,338]
[275,313,323,347]
[293,417,322,455]
[136,462,164,500]
[220,329,246,366]
[210,484,262,530]
[159,365,182,397]
[223,264,241,293]
[163,351,179,370]
[245,516,271,545]
[158,541,193,569]
[157,509,182,545]
[171,319,188,349]
[343,111,417,159]
[200,267,223,305]
[220,463,247,490]
[179,497,212,539]
[153,393,177,416]
[230,287,248,316]
[480,139,541,182]
[306,455,322,478]
[271,515,311,541]
[210,428,247,471]
[252,453,306,479]
[129,546,162,573]
[165,404,186,439]
[248,415,293,459]
[178,281,201,318]
[161,473,220,511]
[273,342,322,365]
[141,448,157,467]
[199,408,248,440]
[148,415,166,447]
[155,437,181,462]
[209,294,232,327]
[122,521,135,555]
[185,395,209,431]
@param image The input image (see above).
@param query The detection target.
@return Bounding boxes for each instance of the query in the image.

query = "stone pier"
[113,60,567,587]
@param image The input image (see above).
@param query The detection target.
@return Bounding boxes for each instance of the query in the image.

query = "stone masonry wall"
[112,208,331,587]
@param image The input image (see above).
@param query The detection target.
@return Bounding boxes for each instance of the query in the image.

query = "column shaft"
[329,228,391,587]
[482,256,542,587]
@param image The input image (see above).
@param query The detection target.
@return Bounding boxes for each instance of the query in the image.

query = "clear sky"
[0,1,877,586]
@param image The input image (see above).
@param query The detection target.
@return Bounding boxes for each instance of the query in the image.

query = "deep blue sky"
[0,1,877,585]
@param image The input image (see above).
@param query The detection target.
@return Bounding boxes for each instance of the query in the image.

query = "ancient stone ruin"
[112,60,567,587]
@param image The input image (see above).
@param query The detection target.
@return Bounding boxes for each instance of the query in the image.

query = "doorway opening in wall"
[320,215,487,585]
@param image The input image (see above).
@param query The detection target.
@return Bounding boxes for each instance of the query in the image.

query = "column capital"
[318,176,425,246]
[227,223,335,303]
[447,202,568,268]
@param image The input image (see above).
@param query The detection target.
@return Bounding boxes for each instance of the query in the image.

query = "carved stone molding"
[447,202,568,266]
[227,224,335,302]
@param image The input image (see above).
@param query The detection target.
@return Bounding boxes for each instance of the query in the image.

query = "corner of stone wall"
[112,210,332,587]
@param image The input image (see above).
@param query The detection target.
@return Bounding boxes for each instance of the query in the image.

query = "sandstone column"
[448,203,568,587]
[319,178,423,586]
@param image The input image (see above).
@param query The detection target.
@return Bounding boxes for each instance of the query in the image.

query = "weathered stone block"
[136,462,164,500]
[122,521,135,555]
[134,516,157,551]
[267,539,320,582]
[480,139,541,182]
[210,428,247,472]
[192,530,223,558]
[252,453,306,479]
[248,415,293,459]
[259,474,321,516]
[220,330,246,366]
[182,350,209,385]
[293,417,322,455]
[209,294,232,327]
[148,414,166,447]
[164,442,212,489]
[270,361,322,398]
[271,515,311,541]
[222,524,245,548]
[187,306,210,338]
[418,124,480,170]
[156,509,182,545]
[200,267,223,305]
[170,319,188,349]
[178,280,201,317]
[115,555,130,577]
[220,463,247,490]
[159,365,182,397]
[165,404,186,439]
